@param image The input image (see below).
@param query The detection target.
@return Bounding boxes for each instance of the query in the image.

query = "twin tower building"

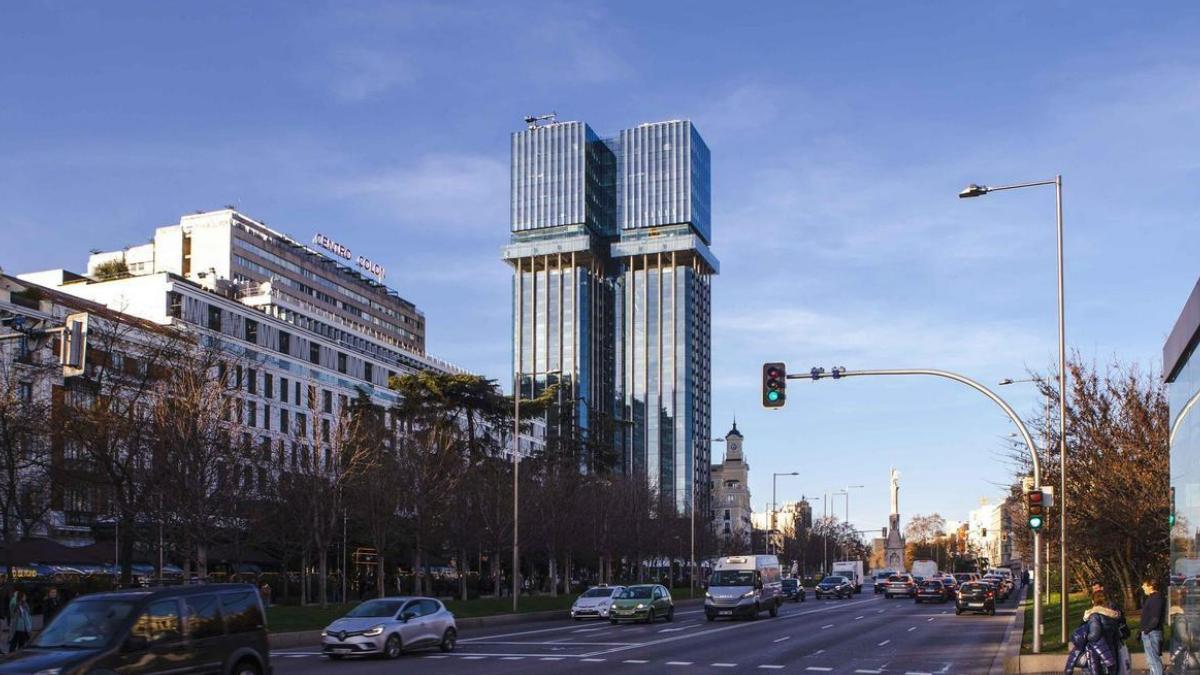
[503,118,717,515]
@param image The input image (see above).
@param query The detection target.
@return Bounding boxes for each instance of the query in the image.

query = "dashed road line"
[906,672,933,675]
[624,659,649,664]
[878,639,891,646]
[581,658,606,662]
[666,661,693,666]
[462,656,485,660]
[539,657,563,661]
[712,664,737,668]
[821,624,834,629]
[774,636,791,643]
[907,626,917,632]
[759,666,785,671]
[500,656,524,660]
[855,615,865,620]
[806,668,833,672]
[855,670,882,674]
[808,649,825,656]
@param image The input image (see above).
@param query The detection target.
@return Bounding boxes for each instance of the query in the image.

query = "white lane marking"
[877,609,886,613]
[271,652,323,656]
[458,610,704,642]
[855,671,883,674]
[666,661,693,666]
[855,615,864,620]
[905,672,932,675]
[462,656,485,660]
[936,663,953,673]
[760,667,785,671]
[574,626,607,633]
[581,658,606,662]
[423,655,449,659]
[808,649,825,656]
[285,655,309,659]
[712,664,738,668]
[807,668,833,672]
[540,656,564,661]
[821,624,834,629]
[658,627,688,633]
[774,636,791,643]
[500,656,524,660]
[624,660,649,664]
[927,617,934,622]
[907,626,916,632]
[878,639,891,646]
[462,640,629,646]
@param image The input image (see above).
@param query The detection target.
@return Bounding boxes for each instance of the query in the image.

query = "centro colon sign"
[312,233,386,281]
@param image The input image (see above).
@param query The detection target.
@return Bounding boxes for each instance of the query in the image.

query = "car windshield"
[888,576,907,583]
[782,579,798,588]
[822,577,846,584]
[962,583,987,592]
[921,581,942,589]
[31,599,137,649]
[582,588,616,598]
[620,587,654,599]
[709,570,755,587]
[345,600,405,618]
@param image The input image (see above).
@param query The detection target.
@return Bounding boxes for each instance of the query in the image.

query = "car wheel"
[751,603,760,620]
[769,601,779,617]
[706,614,715,622]
[610,618,618,625]
[646,609,656,624]
[440,628,457,653]
[232,660,261,675]
[383,634,402,660]
[666,606,675,622]
[989,607,996,616]
[955,607,962,615]
[326,654,343,661]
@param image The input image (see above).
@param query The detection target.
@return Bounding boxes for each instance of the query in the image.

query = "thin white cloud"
[322,46,416,102]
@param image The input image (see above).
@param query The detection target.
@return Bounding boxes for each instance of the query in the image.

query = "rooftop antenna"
[524,112,557,129]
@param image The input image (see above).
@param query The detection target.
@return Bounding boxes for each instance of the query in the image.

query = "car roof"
[73,583,258,602]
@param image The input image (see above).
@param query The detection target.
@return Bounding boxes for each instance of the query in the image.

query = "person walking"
[7,591,31,653]
[42,587,64,626]
[259,582,272,608]
[1140,578,1165,675]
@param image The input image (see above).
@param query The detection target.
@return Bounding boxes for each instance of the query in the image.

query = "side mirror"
[401,611,416,622]
[124,635,149,653]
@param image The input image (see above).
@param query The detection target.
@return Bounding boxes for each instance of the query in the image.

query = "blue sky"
[3,2,1199,535]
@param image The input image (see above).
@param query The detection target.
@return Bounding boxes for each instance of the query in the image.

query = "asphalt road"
[271,584,1022,674]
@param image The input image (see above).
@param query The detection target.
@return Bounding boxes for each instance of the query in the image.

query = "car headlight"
[635,603,645,609]
[321,630,328,637]
[705,592,712,599]
[362,624,385,637]
[741,590,756,598]
[33,669,61,675]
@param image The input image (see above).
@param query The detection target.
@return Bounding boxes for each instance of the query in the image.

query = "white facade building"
[710,423,752,548]
[968,498,1013,567]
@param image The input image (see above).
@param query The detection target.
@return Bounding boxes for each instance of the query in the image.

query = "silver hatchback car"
[321,597,457,659]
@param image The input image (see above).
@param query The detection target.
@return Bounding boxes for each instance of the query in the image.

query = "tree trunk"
[301,550,309,605]
[120,513,135,587]
[548,550,557,597]
[196,542,208,580]
[318,548,329,607]
[491,553,501,599]
[413,548,424,597]
[460,548,469,601]
[377,554,386,599]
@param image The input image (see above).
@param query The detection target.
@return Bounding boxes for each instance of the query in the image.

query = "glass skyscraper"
[504,118,717,515]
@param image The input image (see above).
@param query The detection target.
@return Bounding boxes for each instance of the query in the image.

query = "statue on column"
[890,468,900,515]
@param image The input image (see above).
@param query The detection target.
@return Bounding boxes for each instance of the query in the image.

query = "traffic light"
[762,362,786,408]
[1026,489,1045,531]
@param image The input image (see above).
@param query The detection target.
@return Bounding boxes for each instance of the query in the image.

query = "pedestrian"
[0,584,10,654]
[7,591,31,653]
[1089,580,1131,644]
[259,583,272,608]
[1140,578,1165,675]
[1084,590,1122,675]
[42,586,63,626]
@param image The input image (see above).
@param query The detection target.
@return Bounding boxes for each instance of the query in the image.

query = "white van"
[831,561,864,593]
[910,559,938,580]
[704,555,784,621]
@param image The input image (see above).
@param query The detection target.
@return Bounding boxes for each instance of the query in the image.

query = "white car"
[571,585,626,621]
[322,597,456,659]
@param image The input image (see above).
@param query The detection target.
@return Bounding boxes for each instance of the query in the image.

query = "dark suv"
[781,578,806,603]
[0,583,271,675]
[955,581,996,616]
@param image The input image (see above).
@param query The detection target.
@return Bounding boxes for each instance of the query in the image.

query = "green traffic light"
[1029,516,1043,530]
[1170,513,1176,527]
[767,390,781,402]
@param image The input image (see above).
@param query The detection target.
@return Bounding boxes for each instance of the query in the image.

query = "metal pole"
[805,366,1043,652]
[342,510,347,601]
[513,259,523,613]
[772,476,778,555]
[823,492,828,575]
[1055,175,1069,644]
[690,467,695,598]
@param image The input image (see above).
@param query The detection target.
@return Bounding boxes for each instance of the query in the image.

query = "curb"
[268,596,706,649]
[992,586,1028,674]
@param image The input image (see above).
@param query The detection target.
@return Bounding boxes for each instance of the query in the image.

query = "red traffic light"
[1028,491,1043,504]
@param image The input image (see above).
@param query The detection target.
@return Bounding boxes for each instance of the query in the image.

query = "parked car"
[571,585,626,621]
[322,597,456,659]
[915,580,951,604]
[0,583,270,675]
[884,574,917,599]
[814,575,854,600]
[781,578,806,603]
[955,581,996,615]
[611,585,674,624]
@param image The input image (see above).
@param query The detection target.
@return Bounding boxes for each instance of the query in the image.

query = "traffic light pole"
[798,366,1044,653]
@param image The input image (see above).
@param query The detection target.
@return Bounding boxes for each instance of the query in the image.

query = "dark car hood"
[818,583,843,589]
[0,647,100,673]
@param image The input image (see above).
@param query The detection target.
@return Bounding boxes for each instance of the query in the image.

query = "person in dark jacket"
[1090,580,1130,643]
[42,586,63,625]
[1085,591,1122,675]
[1140,578,1165,675]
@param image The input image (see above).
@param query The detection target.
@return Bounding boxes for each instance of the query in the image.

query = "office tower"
[504,117,717,514]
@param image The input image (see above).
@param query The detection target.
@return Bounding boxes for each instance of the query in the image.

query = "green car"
[609,584,674,624]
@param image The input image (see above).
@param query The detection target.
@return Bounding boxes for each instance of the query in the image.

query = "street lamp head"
[959,183,991,199]
[999,378,1015,386]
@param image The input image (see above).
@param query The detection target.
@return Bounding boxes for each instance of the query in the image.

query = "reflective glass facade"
[1168,287,1200,668]
[505,118,715,515]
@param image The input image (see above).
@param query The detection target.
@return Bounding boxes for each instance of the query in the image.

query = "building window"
[241,433,252,453]
[724,509,730,520]
[294,381,300,404]
[297,413,307,437]
[263,405,271,431]
[17,382,32,404]
[280,377,289,403]
[264,374,273,399]
[364,362,373,383]
[207,305,222,331]
[323,390,332,414]
[337,352,347,374]
[245,319,258,343]
[247,401,257,427]
[321,418,331,444]
[280,409,289,434]
[309,342,320,365]
[236,365,243,390]
[339,394,348,412]
[167,292,183,319]
[279,331,291,355]
[259,437,271,462]
[308,385,316,408]
[247,369,257,395]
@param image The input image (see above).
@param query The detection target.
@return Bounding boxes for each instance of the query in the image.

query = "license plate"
[719,610,732,616]
[332,648,351,654]
[968,602,983,607]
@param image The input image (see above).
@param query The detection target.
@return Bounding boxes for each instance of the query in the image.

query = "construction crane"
[524,112,557,129]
